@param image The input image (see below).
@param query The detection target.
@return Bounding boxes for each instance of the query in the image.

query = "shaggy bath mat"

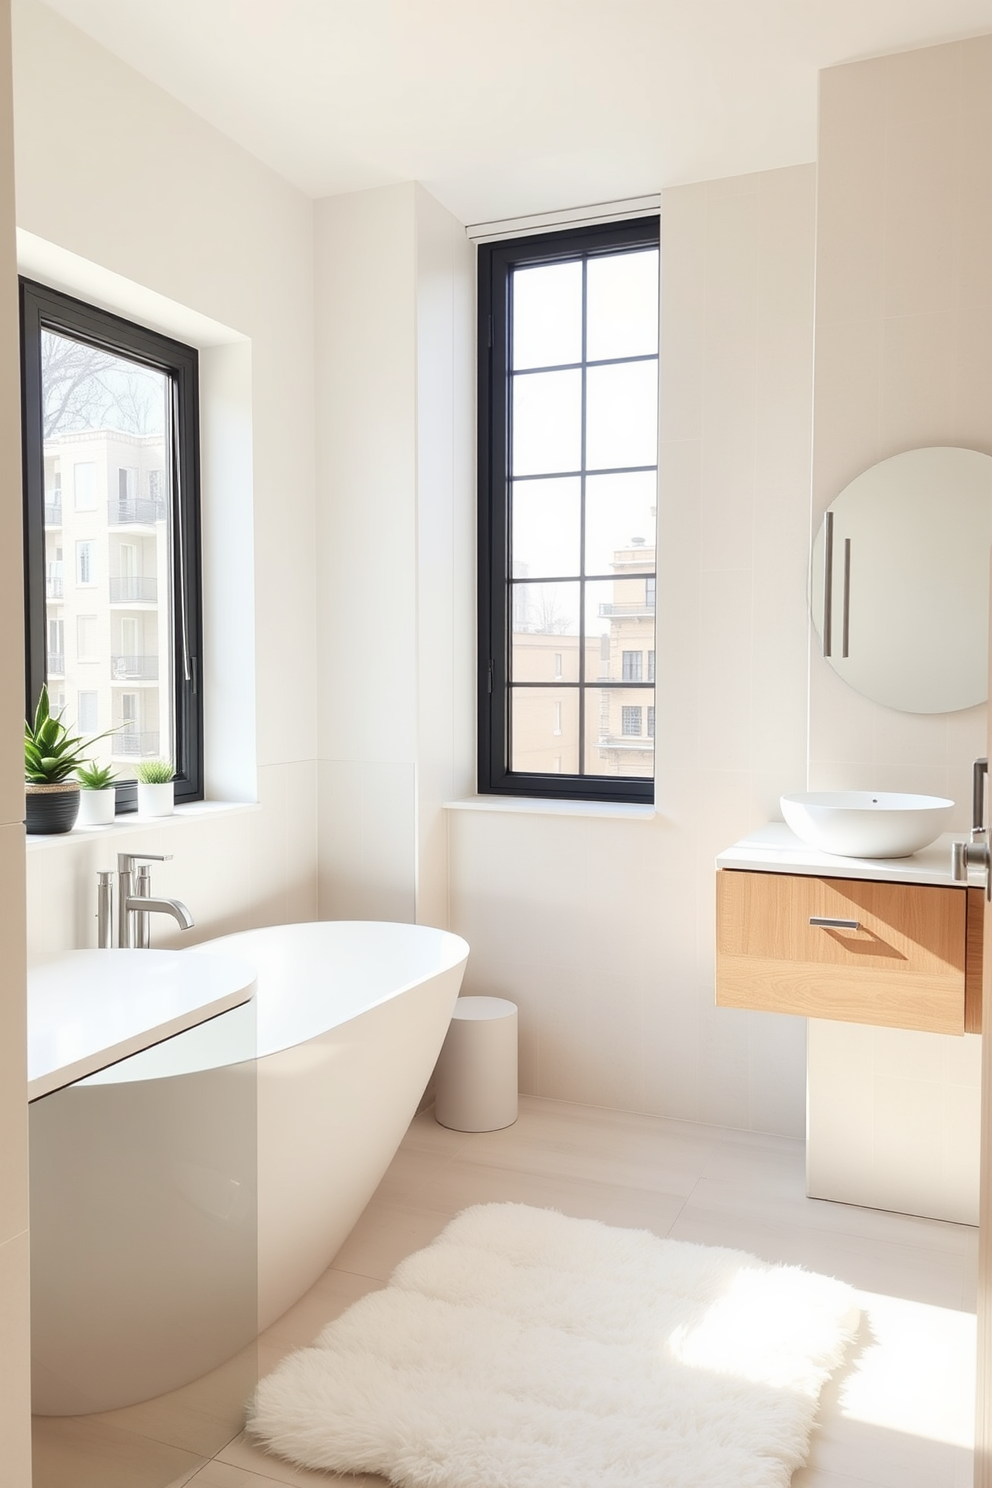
[248,1203,859,1488]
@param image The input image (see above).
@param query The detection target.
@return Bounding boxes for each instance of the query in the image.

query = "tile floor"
[35,1096,979,1487]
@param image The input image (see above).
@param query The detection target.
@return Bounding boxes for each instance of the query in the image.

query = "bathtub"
[30,920,468,1415]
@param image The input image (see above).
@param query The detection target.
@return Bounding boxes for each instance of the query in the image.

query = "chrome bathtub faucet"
[96,853,195,949]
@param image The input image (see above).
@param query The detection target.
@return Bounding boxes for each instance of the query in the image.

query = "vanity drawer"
[715,869,968,1034]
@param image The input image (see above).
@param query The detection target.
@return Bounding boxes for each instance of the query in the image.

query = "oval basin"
[780,791,955,859]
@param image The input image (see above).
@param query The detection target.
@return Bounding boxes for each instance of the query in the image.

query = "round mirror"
[811,447,992,714]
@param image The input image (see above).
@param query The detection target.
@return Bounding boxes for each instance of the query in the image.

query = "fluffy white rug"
[248,1203,859,1488]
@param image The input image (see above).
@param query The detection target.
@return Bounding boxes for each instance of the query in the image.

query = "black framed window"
[478,216,659,803]
[20,279,203,809]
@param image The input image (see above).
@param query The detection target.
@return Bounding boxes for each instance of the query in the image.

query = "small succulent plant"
[76,762,117,791]
[25,685,96,784]
[135,758,175,785]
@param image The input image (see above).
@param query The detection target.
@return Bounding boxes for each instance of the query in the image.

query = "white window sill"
[26,799,260,850]
[443,796,656,821]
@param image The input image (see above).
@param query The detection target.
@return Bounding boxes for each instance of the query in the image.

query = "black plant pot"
[25,783,81,835]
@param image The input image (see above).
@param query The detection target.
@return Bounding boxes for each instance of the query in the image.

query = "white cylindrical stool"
[434,996,518,1132]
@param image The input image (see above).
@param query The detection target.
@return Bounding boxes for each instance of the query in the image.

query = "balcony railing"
[45,577,63,600]
[111,655,159,681]
[48,653,65,677]
[44,501,62,526]
[109,577,158,604]
[107,498,166,526]
[112,731,160,758]
[598,601,656,617]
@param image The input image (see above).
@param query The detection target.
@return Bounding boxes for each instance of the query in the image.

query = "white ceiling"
[38,0,992,225]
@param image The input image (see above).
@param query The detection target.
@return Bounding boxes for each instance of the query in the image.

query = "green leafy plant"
[25,685,98,785]
[135,758,174,785]
[76,762,117,791]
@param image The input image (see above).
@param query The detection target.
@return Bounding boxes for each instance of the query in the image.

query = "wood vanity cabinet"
[715,869,984,1035]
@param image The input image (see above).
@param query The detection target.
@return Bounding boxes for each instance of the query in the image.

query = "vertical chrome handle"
[97,871,114,949]
[822,510,833,657]
[841,537,851,658]
[973,758,988,836]
[135,864,152,949]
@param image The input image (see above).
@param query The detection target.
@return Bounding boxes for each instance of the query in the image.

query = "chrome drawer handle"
[809,916,860,931]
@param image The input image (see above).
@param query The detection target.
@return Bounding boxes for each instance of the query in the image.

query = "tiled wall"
[806,37,992,1222]
[808,39,992,812]
[448,164,816,1136]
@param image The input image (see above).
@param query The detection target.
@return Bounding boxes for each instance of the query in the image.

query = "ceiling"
[38,0,992,225]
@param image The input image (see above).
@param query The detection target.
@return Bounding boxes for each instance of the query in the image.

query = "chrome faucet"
[114,852,195,948]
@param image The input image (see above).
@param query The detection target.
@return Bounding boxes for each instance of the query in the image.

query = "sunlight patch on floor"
[838,1291,975,1449]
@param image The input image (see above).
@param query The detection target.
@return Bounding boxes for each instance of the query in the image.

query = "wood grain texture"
[967,886,984,1035]
[715,869,967,1035]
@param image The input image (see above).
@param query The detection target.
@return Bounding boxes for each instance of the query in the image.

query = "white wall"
[13,0,318,952]
[449,165,816,1136]
[313,182,474,927]
[806,37,992,1221]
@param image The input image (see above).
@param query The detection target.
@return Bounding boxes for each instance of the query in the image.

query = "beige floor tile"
[86,1343,255,1459]
[217,1429,385,1485]
[31,1414,203,1488]
[330,1199,451,1281]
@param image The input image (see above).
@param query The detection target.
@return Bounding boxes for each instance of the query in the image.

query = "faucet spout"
[126,895,195,932]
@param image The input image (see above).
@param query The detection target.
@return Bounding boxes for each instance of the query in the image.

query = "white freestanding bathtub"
[30,920,468,1415]
[202,920,469,1330]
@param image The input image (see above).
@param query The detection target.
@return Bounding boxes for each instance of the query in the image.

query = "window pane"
[511,581,580,681]
[586,249,659,361]
[512,368,581,476]
[511,687,579,773]
[584,471,657,576]
[511,477,580,579]
[585,360,658,471]
[584,688,654,777]
[511,261,582,370]
[584,578,655,683]
[42,328,174,781]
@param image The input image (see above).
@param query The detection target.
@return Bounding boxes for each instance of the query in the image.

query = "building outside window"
[73,461,96,509]
[622,650,642,682]
[77,690,98,732]
[622,705,642,736]
[478,216,659,803]
[20,279,203,808]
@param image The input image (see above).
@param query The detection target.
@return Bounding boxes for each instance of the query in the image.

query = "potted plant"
[135,758,175,817]
[76,762,118,826]
[24,686,94,835]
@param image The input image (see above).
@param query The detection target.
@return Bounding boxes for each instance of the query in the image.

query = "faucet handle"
[117,851,172,872]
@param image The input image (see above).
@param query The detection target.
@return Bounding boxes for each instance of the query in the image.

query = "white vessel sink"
[780,791,955,859]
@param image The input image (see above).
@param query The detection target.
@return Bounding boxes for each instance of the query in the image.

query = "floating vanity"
[716,824,983,1225]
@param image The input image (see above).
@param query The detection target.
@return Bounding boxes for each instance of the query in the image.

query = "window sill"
[443,795,656,821]
[26,799,260,850]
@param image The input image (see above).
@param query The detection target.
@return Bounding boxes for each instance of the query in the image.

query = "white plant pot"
[77,787,116,826]
[137,781,174,817]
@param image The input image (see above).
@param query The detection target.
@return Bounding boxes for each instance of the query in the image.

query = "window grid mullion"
[577,256,588,776]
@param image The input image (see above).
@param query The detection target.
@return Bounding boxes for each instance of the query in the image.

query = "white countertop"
[27,949,257,1100]
[716,823,980,888]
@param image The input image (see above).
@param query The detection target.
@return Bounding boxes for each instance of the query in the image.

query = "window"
[622,705,642,736]
[20,279,203,808]
[77,691,98,732]
[622,650,642,682]
[647,706,655,738]
[647,649,655,682]
[75,540,95,585]
[478,216,658,803]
